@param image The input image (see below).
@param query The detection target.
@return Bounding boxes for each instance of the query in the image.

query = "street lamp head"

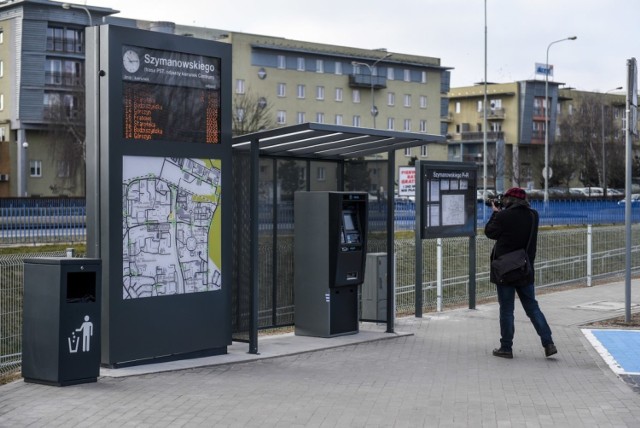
[568,36,577,40]
[61,3,71,9]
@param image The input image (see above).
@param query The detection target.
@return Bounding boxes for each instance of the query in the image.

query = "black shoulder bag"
[490,210,535,286]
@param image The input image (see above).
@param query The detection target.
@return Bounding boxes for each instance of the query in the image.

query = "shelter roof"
[232,123,446,161]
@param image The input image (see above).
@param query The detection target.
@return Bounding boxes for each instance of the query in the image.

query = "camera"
[484,193,504,208]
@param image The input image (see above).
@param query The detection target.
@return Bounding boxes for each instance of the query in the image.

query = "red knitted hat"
[504,187,526,199]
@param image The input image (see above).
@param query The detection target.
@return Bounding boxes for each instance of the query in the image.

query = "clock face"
[123,49,140,73]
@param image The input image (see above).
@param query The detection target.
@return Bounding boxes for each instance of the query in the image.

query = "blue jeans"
[496,282,553,350]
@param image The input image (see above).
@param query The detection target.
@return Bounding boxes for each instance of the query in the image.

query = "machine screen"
[341,210,360,244]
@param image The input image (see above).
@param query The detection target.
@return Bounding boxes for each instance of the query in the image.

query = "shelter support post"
[249,140,259,354]
[386,150,396,331]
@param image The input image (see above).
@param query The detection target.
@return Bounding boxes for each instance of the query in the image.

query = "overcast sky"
[89,0,638,93]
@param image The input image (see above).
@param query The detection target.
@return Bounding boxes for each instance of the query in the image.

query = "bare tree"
[46,90,86,195]
[555,93,619,188]
[232,89,274,137]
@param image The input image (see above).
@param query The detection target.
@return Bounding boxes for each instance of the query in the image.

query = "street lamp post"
[352,53,392,129]
[602,87,623,197]
[544,36,576,204]
[62,3,93,27]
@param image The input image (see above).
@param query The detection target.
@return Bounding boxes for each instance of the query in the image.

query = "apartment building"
[0,0,451,197]
[0,0,117,197]
[448,80,567,191]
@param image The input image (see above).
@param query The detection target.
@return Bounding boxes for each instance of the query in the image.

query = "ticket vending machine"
[294,191,368,337]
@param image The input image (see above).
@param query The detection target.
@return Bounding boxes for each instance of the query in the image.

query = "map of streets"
[122,156,222,299]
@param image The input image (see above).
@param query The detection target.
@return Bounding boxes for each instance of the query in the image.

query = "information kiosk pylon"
[85,25,232,367]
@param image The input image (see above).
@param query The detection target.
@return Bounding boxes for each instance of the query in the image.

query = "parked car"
[570,187,604,197]
[617,194,640,205]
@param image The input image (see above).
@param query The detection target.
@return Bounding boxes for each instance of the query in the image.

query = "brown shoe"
[544,343,557,357]
[492,348,513,359]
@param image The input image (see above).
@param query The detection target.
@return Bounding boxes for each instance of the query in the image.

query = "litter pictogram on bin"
[68,315,93,353]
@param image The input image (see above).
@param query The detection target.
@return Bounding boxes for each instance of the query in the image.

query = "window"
[0,30,3,44]
[0,94,3,111]
[57,161,70,178]
[63,94,79,118]
[455,102,461,114]
[297,112,306,124]
[404,94,411,107]
[403,119,411,131]
[420,145,428,157]
[335,87,343,102]
[43,92,78,119]
[335,61,343,75]
[316,166,326,181]
[316,112,325,123]
[387,117,395,130]
[353,115,361,127]
[403,69,410,82]
[46,59,62,85]
[277,83,286,97]
[276,110,286,124]
[297,84,306,99]
[235,79,245,94]
[404,148,411,157]
[491,99,502,109]
[419,120,427,133]
[0,127,5,142]
[277,55,286,69]
[387,92,395,106]
[47,26,83,53]
[30,160,42,177]
[65,28,83,53]
[455,124,461,134]
[316,59,324,73]
[419,96,427,109]
[47,27,64,51]
[46,59,82,86]
[316,86,325,100]
[387,67,394,80]
[421,71,427,83]
[297,57,305,71]
[235,108,245,122]
[477,100,483,112]
[335,114,343,125]
[0,60,3,78]
[352,89,360,103]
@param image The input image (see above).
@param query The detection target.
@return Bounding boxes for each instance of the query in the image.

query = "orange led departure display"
[122,45,221,144]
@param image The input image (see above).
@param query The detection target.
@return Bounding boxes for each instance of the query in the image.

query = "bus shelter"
[231,123,445,353]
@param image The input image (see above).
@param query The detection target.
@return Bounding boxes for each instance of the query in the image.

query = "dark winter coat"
[484,201,539,286]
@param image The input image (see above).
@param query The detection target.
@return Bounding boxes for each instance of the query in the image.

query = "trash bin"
[22,258,101,386]
[361,253,387,322]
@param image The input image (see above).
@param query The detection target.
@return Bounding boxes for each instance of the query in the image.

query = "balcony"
[441,113,453,123]
[460,131,504,142]
[532,107,547,121]
[348,73,387,89]
[478,108,505,120]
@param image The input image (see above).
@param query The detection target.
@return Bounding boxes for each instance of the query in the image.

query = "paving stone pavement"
[2,280,640,427]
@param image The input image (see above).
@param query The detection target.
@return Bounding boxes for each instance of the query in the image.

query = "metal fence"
[0,198,86,245]
[0,250,71,378]
[0,197,638,245]
[1,224,639,379]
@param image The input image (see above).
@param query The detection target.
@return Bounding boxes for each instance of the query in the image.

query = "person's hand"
[491,201,500,212]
